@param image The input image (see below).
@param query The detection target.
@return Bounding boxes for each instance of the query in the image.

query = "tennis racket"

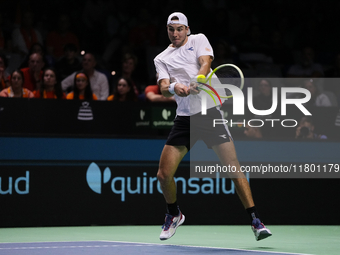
[198,64,244,100]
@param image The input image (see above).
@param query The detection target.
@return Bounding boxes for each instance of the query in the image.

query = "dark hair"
[73,71,94,100]
[10,69,25,85]
[63,43,77,52]
[299,116,314,126]
[303,78,319,95]
[113,77,136,101]
[122,53,138,66]
[41,67,64,99]
[29,42,46,55]
[258,79,272,87]
[83,51,97,61]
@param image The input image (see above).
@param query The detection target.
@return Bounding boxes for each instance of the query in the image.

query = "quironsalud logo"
[86,162,241,202]
[86,162,111,194]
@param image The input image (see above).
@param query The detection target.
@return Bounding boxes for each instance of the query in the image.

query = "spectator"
[0,53,9,90]
[239,23,269,56]
[325,53,340,78]
[115,53,140,95]
[19,42,54,69]
[20,52,45,91]
[46,14,80,60]
[0,69,34,98]
[11,10,43,57]
[295,116,327,139]
[145,84,175,103]
[127,8,157,86]
[324,53,340,104]
[252,79,273,110]
[244,124,263,139]
[61,52,109,100]
[211,40,235,69]
[33,67,65,99]
[287,46,324,78]
[66,71,97,100]
[302,79,332,107]
[55,43,81,80]
[107,77,136,102]
[267,30,293,67]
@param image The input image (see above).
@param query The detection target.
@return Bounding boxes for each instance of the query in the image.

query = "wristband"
[168,82,176,94]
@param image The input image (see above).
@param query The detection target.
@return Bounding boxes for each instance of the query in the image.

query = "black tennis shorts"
[166,107,232,151]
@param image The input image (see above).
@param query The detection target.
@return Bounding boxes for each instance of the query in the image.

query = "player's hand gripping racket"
[197,64,244,105]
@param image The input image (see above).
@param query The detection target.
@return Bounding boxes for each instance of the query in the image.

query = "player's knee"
[157,169,172,183]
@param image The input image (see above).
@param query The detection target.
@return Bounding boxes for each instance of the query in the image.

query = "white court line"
[98,240,314,255]
[0,240,314,255]
[0,243,154,250]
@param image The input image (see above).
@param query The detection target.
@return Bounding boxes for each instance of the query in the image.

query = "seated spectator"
[287,46,324,78]
[114,53,140,95]
[145,84,175,103]
[0,70,34,98]
[19,42,54,69]
[244,124,263,139]
[302,79,332,107]
[34,67,65,99]
[66,71,97,100]
[295,116,327,139]
[55,43,81,80]
[20,52,45,91]
[11,10,43,57]
[324,53,340,105]
[107,77,136,102]
[61,52,109,100]
[252,79,273,110]
[0,53,9,90]
[211,40,236,69]
[46,14,80,60]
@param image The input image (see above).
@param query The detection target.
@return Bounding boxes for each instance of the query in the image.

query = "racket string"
[213,66,242,96]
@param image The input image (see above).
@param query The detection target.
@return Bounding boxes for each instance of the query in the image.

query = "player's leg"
[212,140,272,241]
[157,144,187,240]
[157,144,188,204]
[212,140,254,208]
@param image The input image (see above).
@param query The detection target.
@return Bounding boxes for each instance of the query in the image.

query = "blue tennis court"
[1,225,338,255]
[0,241,311,255]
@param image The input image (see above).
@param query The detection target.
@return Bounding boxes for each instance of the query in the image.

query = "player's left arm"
[197,55,213,77]
[189,55,213,95]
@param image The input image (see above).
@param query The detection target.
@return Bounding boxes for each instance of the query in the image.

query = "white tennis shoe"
[251,218,272,241]
[160,211,185,240]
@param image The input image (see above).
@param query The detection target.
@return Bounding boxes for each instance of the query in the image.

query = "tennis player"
[154,12,272,241]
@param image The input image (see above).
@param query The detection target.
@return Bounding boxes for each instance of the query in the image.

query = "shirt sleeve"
[154,57,169,84]
[316,94,332,107]
[97,74,109,100]
[61,72,76,91]
[195,34,214,59]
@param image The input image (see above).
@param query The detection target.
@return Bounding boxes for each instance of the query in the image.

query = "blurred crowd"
[0,0,339,138]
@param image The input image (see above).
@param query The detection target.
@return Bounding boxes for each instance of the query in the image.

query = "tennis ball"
[196,74,206,83]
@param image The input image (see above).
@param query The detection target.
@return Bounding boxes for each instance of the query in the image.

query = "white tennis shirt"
[154,34,226,116]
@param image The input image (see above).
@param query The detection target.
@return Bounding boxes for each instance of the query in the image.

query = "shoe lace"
[252,218,264,229]
[162,214,173,231]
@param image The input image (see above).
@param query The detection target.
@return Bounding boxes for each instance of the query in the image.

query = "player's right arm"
[155,54,189,97]
[159,78,189,97]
